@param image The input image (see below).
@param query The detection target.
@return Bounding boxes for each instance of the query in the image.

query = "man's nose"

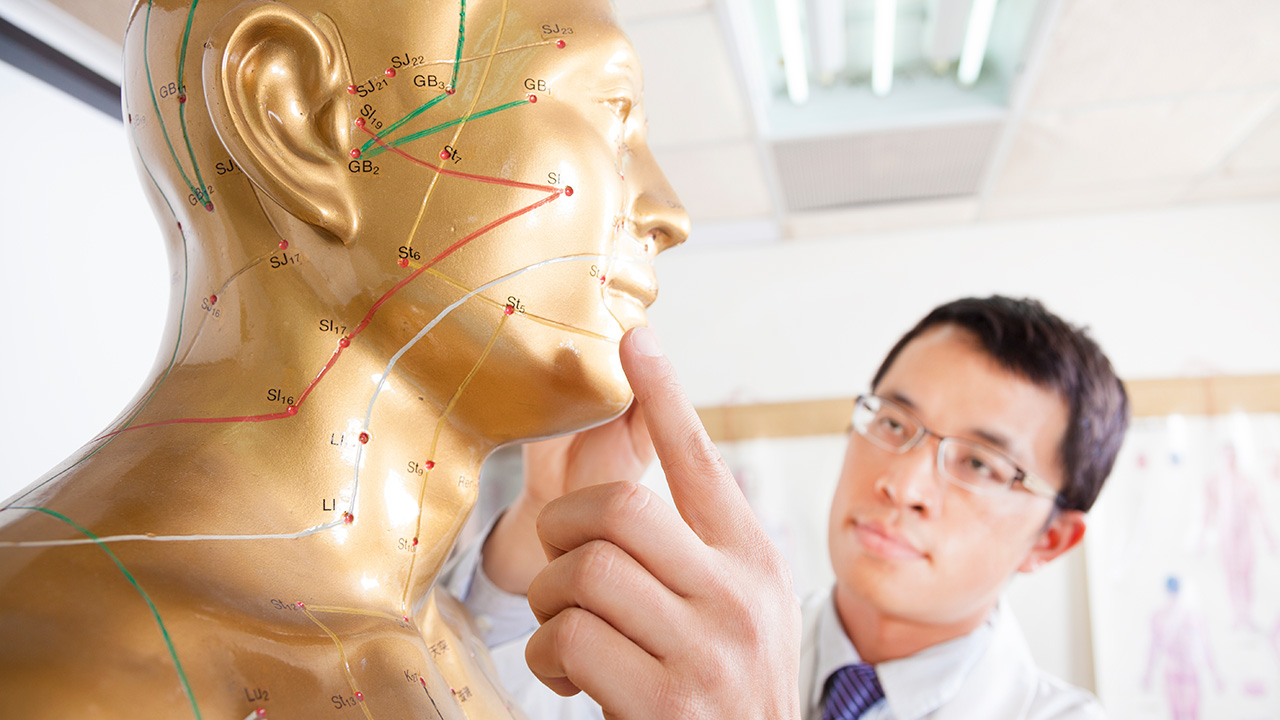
[875,439,943,517]
[626,143,690,254]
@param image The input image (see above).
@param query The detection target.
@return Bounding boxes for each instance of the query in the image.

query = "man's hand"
[524,326,802,719]
[482,388,655,595]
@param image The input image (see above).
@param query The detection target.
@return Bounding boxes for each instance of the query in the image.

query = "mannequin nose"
[627,144,690,254]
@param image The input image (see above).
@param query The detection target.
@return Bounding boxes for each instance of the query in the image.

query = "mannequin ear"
[1017,509,1086,574]
[203,4,358,241]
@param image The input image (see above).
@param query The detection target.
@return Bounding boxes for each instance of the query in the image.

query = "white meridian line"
[345,252,646,509]
[0,254,649,550]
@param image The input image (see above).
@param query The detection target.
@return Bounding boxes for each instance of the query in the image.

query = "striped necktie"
[821,663,885,720]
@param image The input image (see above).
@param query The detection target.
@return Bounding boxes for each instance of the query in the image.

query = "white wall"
[0,61,167,497]
[5,56,1280,703]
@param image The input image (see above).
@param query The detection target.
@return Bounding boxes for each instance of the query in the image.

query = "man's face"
[828,325,1070,627]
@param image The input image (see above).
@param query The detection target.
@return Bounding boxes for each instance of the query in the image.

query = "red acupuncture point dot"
[176,222,182,231]
[354,117,366,129]
[350,148,362,159]
[424,461,435,470]
[347,84,358,94]
[209,294,218,305]
[295,601,305,608]
[439,149,451,160]
[339,337,351,348]
[286,405,298,416]
[527,94,538,103]
[398,257,410,268]
[385,67,396,78]
[278,240,289,250]
[205,201,215,212]
[599,276,607,285]
[255,708,266,718]
[358,432,370,444]
[504,304,515,316]
[355,692,364,702]
[420,677,427,688]
[451,688,457,695]
[564,186,574,197]
[556,39,566,49]
[342,511,354,524]
[445,86,456,95]
[178,94,186,104]
[411,537,419,547]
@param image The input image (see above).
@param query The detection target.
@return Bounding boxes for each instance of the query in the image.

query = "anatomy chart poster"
[1087,413,1280,720]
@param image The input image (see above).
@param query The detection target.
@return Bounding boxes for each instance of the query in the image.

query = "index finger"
[619,326,762,552]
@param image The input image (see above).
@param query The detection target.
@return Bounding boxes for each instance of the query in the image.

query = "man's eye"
[877,417,904,434]
[965,456,995,477]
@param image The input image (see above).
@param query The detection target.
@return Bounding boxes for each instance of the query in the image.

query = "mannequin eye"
[605,97,634,121]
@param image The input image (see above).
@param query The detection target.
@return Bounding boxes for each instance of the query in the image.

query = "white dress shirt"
[440,528,1105,720]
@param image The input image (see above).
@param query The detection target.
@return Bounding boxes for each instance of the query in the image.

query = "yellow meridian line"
[300,606,376,720]
[400,312,508,608]
[419,39,553,68]
[423,267,615,342]
[307,605,404,623]
[404,0,511,253]
[352,39,553,87]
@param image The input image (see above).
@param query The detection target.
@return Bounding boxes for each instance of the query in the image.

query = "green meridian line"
[365,99,528,160]
[176,0,210,206]
[143,1,202,203]
[450,0,467,89]
[12,506,203,720]
[3,115,192,512]
[359,92,452,154]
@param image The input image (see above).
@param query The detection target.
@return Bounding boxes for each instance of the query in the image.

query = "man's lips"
[851,519,927,560]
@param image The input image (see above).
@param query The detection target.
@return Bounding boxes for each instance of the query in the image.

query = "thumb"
[620,326,759,550]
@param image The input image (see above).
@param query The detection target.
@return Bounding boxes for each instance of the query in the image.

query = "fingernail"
[630,326,663,357]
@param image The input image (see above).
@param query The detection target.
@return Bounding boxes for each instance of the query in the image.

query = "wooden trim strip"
[696,375,1280,442]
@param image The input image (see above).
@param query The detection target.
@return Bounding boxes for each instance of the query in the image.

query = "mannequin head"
[121,0,688,445]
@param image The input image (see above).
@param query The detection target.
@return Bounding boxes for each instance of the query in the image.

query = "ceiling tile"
[1028,0,1280,110]
[980,179,1187,220]
[1222,104,1280,173]
[1186,172,1280,204]
[787,198,980,239]
[652,141,773,223]
[616,0,710,23]
[989,90,1278,198]
[44,0,131,44]
[625,12,752,147]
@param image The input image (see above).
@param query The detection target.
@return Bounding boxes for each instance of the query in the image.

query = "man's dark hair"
[871,296,1129,513]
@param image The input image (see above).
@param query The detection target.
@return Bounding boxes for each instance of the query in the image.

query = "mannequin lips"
[603,264,657,308]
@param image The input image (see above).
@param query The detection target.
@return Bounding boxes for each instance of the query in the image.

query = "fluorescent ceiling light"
[776,0,811,104]
[809,0,848,85]
[957,0,999,86]
[872,0,897,97]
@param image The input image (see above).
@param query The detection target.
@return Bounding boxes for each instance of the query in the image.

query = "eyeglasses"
[851,394,1059,500]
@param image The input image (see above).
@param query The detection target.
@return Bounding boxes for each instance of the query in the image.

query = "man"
[445,295,1129,719]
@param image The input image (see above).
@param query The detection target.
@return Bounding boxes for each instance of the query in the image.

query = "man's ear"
[203,3,358,241]
[1018,510,1087,573]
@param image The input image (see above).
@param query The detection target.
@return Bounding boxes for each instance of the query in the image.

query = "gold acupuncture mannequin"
[0,0,687,717]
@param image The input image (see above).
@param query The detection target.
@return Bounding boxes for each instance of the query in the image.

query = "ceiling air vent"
[770,120,1003,212]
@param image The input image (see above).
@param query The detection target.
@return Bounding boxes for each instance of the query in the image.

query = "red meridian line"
[358,125,557,194]
[93,190,562,441]
[347,190,562,338]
